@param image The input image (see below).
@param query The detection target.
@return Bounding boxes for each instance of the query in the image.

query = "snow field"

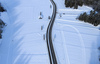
[0,0,53,64]
[52,0,100,64]
[52,22,100,64]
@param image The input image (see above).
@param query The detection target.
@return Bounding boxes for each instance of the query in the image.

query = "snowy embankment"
[52,0,100,64]
[0,0,53,64]
[0,0,100,64]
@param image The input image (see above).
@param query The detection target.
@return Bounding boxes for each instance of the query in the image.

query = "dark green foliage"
[66,0,100,26]
[78,0,83,6]
[0,19,5,26]
[65,0,69,7]
[0,29,2,33]
[74,3,78,9]
[0,7,6,12]
[79,12,90,23]
[65,0,83,9]
[0,19,6,39]
[0,3,6,39]
[78,10,100,26]
[0,3,6,12]
[0,34,2,39]
[65,0,100,9]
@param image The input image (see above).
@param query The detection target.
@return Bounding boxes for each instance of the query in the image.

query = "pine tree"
[0,3,6,12]
[0,34,2,39]
[74,2,78,9]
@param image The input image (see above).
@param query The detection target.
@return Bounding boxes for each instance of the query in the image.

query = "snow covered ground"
[52,0,100,64]
[0,0,100,64]
[0,0,53,64]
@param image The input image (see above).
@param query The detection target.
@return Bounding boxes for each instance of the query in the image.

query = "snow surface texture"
[0,0,100,64]
[0,0,52,64]
[52,0,100,64]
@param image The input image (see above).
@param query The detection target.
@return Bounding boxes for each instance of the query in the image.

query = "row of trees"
[65,0,100,9]
[77,0,100,26]
[65,0,83,9]
[0,19,5,39]
[78,11,100,26]
[0,3,6,39]
[65,0,100,26]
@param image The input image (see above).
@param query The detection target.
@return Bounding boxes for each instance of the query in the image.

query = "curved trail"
[46,0,58,64]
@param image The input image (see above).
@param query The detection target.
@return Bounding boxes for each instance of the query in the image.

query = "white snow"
[0,0,100,64]
[0,0,53,64]
[52,0,100,64]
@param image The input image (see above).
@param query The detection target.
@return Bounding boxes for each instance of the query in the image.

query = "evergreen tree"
[74,3,78,9]
[0,3,6,12]
[0,34,2,39]
[65,0,100,26]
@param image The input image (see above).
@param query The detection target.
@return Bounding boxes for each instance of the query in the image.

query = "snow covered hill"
[0,0,52,64]
[0,0,100,64]
[52,0,100,64]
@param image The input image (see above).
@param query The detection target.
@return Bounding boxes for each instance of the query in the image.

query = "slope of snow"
[0,0,53,64]
[53,0,100,64]
[0,0,100,64]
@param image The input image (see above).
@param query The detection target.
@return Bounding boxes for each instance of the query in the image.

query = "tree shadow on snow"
[89,43,98,64]
[89,33,100,64]
[0,0,32,64]
[10,37,32,64]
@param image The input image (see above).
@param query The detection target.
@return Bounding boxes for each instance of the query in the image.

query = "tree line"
[78,10,100,26]
[65,0,100,26]
[65,0,100,9]
[65,0,83,9]
[0,19,5,39]
[0,3,6,12]
[0,3,6,39]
